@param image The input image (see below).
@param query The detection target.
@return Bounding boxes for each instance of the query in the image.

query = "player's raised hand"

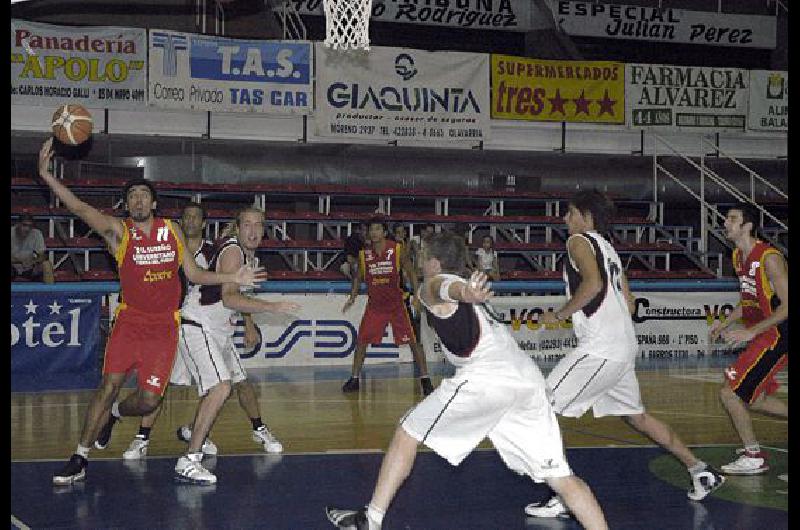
[461,271,493,304]
[235,265,268,287]
[38,138,55,179]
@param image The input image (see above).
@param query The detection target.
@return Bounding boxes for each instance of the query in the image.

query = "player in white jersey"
[120,205,296,472]
[326,231,608,530]
[525,191,725,519]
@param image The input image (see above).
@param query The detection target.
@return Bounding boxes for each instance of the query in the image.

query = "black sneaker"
[94,413,118,449]
[342,377,360,393]
[421,377,434,396]
[325,506,370,529]
[53,454,87,485]
[688,466,726,501]
[176,425,190,443]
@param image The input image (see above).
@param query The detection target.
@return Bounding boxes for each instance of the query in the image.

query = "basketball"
[51,104,93,146]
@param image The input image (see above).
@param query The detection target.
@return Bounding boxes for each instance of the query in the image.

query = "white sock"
[366,504,385,528]
[688,461,707,475]
[111,401,121,419]
[76,444,90,458]
[745,443,761,454]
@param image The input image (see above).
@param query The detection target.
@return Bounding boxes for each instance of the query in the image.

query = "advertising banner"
[748,70,788,131]
[555,1,776,49]
[291,0,532,31]
[148,29,312,114]
[11,293,102,391]
[626,63,748,130]
[492,55,624,123]
[314,44,490,142]
[420,292,742,362]
[10,19,147,108]
[233,294,416,368]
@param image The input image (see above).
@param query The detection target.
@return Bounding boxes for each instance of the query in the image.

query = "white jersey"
[181,236,252,333]
[180,239,215,310]
[420,273,541,377]
[563,231,637,361]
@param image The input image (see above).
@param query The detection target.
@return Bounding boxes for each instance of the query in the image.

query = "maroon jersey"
[114,217,184,314]
[733,241,783,329]
[359,240,405,311]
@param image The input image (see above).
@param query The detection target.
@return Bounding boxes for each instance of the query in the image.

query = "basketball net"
[323,0,372,51]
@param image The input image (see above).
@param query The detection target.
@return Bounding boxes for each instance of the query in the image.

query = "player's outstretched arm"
[216,247,300,314]
[38,138,124,249]
[175,225,267,288]
[422,271,494,308]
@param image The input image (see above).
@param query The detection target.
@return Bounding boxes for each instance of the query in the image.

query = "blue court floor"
[11,446,788,529]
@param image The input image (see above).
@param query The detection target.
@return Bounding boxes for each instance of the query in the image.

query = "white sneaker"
[122,436,149,460]
[253,426,283,453]
[524,495,571,518]
[177,426,218,456]
[174,453,217,485]
[720,450,769,475]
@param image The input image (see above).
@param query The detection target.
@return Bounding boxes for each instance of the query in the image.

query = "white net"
[323,0,372,51]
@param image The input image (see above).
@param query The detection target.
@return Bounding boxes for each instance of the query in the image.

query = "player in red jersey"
[711,203,788,476]
[37,139,265,485]
[342,218,433,396]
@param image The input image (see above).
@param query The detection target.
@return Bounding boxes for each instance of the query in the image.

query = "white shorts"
[168,344,193,387]
[177,317,247,396]
[400,370,572,483]
[547,347,644,418]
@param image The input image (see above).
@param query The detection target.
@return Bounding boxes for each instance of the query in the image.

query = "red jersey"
[359,240,405,311]
[114,217,185,314]
[733,240,783,329]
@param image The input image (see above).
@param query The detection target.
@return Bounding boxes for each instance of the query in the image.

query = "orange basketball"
[51,104,93,146]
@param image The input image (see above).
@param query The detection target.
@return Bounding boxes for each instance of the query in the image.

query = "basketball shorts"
[725,325,788,404]
[178,317,247,397]
[167,335,193,387]
[103,305,180,397]
[547,348,645,418]
[357,304,416,346]
[400,371,572,482]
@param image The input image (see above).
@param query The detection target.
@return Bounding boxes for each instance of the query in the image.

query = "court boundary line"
[11,514,31,530]
[12,443,783,463]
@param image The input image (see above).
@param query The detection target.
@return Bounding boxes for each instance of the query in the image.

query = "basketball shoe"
[175,453,217,485]
[721,449,769,475]
[53,454,88,485]
[253,425,283,453]
[524,495,571,518]
[688,466,726,500]
[122,435,149,460]
[342,377,360,393]
[177,425,218,456]
[325,506,378,529]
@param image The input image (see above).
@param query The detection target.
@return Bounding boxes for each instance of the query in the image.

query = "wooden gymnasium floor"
[11,358,789,529]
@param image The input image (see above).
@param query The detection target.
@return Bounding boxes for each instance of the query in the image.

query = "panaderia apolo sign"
[626,63,748,131]
[555,1,776,49]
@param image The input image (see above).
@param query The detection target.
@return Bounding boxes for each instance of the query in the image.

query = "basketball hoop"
[323,0,372,51]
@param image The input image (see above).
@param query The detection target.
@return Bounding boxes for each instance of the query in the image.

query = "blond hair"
[220,206,265,238]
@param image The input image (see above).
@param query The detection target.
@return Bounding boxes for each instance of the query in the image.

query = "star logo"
[573,90,592,115]
[24,300,37,315]
[548,89,567,116]
[48,300,62,314]
[596,89,617,117]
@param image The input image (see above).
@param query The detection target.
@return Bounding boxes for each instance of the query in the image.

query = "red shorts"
[724,324,788,404]
[103,305,180,396]
[357,304,416,346]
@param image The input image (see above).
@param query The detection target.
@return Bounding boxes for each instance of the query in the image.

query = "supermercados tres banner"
[748,70,787,132]
[148,30,312,114]
[626,63,748,130]
[10,20,146,108]
[555,1,776,49]
[314,44,489,142]
[11,293,102,391]
[231,294,419,367]
[420,292,742,362]
[291,0,531,31]
[491,55,624,123]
